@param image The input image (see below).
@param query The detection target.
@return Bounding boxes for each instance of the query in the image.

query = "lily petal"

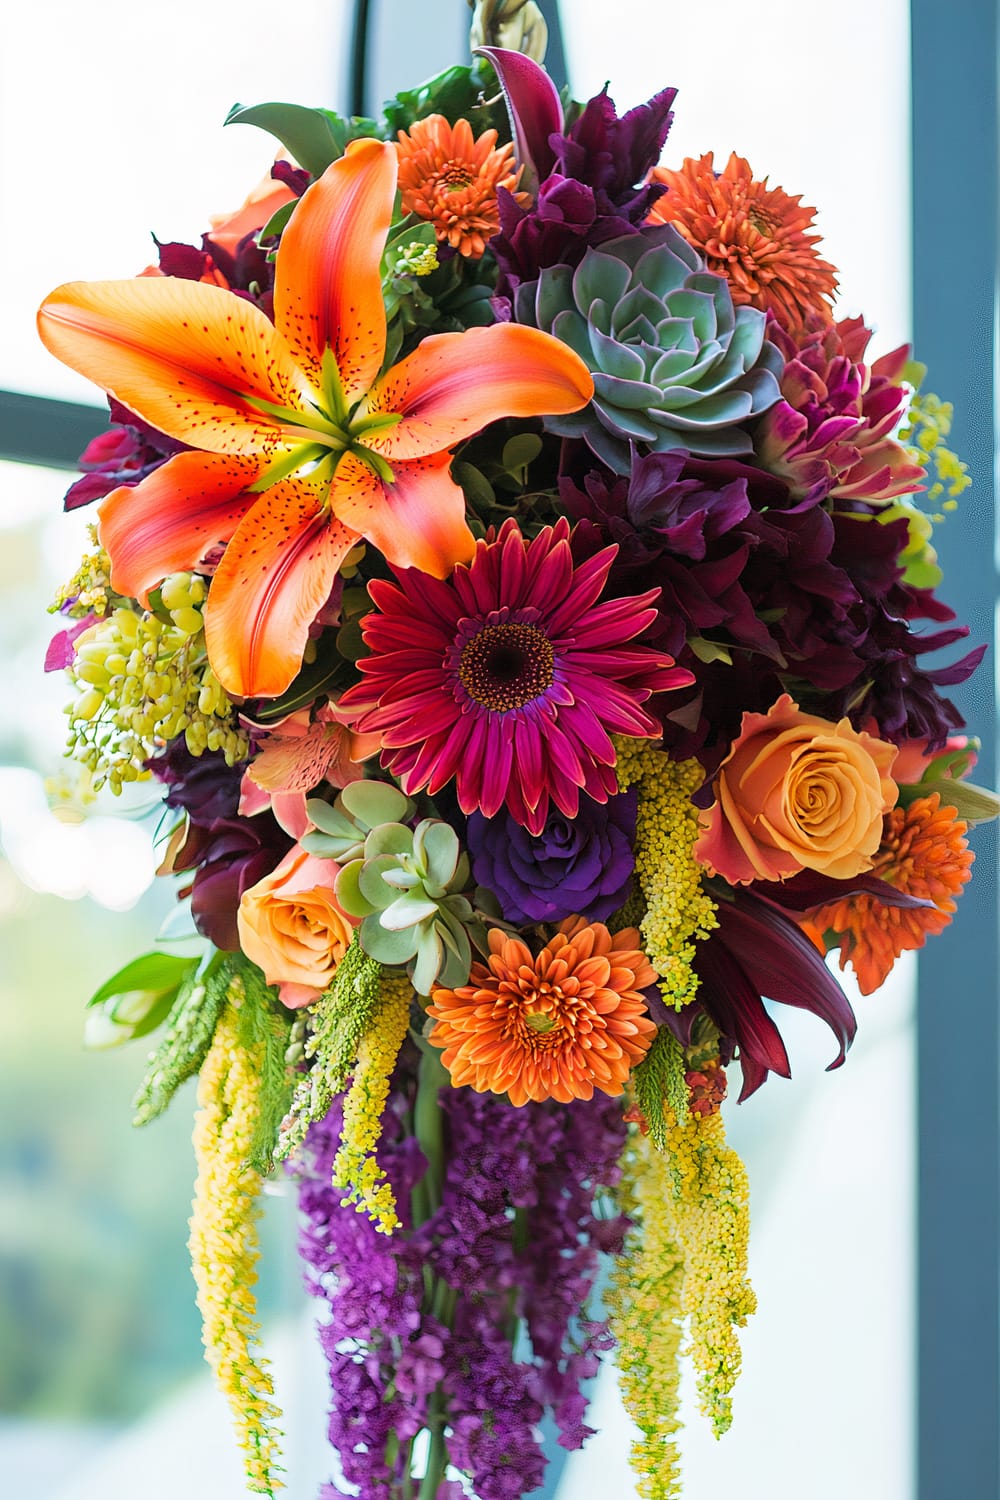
[97,451,264,604]
[273,138,396,408]
[204,471,360,698]
[358,324,594,460]
[329,451,475,577]
[38,278,309,454]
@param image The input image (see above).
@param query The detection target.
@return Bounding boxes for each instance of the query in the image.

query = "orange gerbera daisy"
[805,792,974,995]
[396,114,529,259]
[426,917,658,1106]
[649,151,837,334]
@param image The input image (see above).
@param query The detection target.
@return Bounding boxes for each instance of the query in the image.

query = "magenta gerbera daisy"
[339,518,691,834]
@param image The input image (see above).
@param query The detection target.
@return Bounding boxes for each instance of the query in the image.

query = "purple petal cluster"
[296,1052,627,1498]
[562,447,983,770]
[467,789,637,924]
[491,82,677,310]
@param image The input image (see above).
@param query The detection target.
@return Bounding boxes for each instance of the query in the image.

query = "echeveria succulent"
[333,815,475,995]
[302,780,415,864]
[513,224,783,471]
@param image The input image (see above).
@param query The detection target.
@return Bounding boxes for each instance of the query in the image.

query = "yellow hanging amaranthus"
[612,738,718,1009]
[607,1130,686,1500]
[189,974,283,1496]
[610,1101,756,1496]
[332,972,414,1235]
[664,1099,756,1437]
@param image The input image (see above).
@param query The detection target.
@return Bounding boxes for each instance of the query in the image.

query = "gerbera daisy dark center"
[458,622,556,712]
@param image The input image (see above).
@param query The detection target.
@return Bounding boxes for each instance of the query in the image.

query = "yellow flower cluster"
[332,973,413,1235]
[607,1132,686,1500]
[65,574,247,792]
[394,240,441,277]
[610,1100,756,1496]
[51,528,112,617]
[613,738,718,1008]
[189,978,283,1496]
[664,1100,757,1437]
[900,385,971,514]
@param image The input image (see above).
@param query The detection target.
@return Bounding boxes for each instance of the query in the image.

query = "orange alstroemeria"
[37,138,593,698]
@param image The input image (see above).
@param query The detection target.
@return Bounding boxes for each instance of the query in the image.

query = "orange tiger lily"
[38,138,593,698]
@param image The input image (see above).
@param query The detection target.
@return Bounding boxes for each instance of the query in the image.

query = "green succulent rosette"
[513,224,784,471]
[304,783,475,995]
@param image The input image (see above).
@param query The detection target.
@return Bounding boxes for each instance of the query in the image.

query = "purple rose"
[468,790,637,925]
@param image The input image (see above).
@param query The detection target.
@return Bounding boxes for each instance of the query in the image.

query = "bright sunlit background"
[1,1,914,1497]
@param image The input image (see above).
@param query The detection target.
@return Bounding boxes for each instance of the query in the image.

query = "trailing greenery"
[131,957,231,1126]
[232,960,295,1176]
[631,1026,689,1152]
[274,937,384,1163]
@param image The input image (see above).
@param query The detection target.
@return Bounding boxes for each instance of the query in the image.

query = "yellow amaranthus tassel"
[613,739,718,1008]
[607,1130,686,1500]
[332,972,413,1234]
[189,977,283,1496]
[666,1099,756,1437]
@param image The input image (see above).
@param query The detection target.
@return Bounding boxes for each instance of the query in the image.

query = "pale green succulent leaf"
[334,859,376,917]
[340,779,413,829]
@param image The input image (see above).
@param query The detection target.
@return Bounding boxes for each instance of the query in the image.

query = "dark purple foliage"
[149,741,292,951]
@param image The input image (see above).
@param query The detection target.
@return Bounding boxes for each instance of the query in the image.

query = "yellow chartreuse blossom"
[613,738,718,1008]
[332,972,413,1234]
[63,570,247,792]
[189,975,283,1496]
[607,1130,686,1500]
[611,1098,756,1496]
[900,384,971,513]
[51,527,113,617]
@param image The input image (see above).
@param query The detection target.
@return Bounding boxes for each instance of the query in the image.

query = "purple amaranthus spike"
[296,1049,627,1497]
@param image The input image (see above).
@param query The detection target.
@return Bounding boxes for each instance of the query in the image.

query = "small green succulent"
[304,782,475,995]
[302,780,415,863]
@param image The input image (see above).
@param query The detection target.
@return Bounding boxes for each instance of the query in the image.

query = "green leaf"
[88,951,198,1009]
[500,433,543,474]
[413,820,460,890]
[363,822,414,859]
[632,1026,689,1153]
[380,893,439,931]
[452,460,496,509]
[131,957,230,1127]
[899,778,1000,826]
[252,637,349,720]
[688,635,734,667]
[225,101,354,177]
[358,854,402,911]
[412,926,445,996]
[304,798,356,839]
[257,199,296,242]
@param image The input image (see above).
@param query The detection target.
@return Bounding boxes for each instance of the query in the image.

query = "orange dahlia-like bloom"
[806,793,974,995]
[396,114,529,258]
[426,918,658,1105]
[649,152,837,334]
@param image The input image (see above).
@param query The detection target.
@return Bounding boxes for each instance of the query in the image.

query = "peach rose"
[237,847,358,1008]
[695,694,898,884]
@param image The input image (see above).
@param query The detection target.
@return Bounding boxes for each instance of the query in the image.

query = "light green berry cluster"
[65,572,248,792]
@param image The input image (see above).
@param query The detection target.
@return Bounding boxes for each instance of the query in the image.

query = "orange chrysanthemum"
[805,793,974,995]
[395,114,529,259]
[649,152,838,334]
[426,918,658,1106]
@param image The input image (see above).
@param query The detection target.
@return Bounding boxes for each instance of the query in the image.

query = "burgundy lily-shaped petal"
[476,46,563,190]
[695,885,859,1100]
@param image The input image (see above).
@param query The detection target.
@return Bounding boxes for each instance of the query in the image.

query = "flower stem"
[418,1390,449,1500]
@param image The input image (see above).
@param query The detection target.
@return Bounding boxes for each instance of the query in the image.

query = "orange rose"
[237,847,357,1008]
[695,694,898,884]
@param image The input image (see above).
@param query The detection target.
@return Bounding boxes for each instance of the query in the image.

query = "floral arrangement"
[39,9,998,1499]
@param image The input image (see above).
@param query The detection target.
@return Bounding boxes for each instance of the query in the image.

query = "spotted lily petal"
[273,138,396,407]
[328,451,475,577]
[357,324,594,460]
[204,469,360,698]
[38,278,310,454]
[97,451,265,604]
